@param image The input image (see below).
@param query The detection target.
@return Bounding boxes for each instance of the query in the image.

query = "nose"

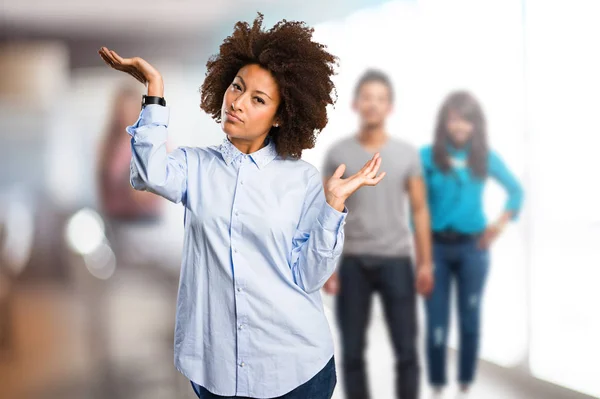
[231,99,238,111]
[231,92,249,113]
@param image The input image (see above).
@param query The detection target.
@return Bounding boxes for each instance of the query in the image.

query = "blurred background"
[0,0,598,398]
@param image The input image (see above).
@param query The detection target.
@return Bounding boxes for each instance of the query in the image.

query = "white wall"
[525,0,600,397]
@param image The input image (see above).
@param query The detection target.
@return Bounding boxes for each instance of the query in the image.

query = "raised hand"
[325,153,386,212]
[98,47,164,96]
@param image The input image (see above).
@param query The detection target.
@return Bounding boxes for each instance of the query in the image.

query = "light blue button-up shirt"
[126,104,347,397]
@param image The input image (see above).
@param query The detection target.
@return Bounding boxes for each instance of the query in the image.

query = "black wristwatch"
[141,94,166,109]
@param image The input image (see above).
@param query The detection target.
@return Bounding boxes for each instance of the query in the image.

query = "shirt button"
[237,287,242,292]
[238,324,244,330]
[235,211,239,216]
[233,248,238,253]
[240,181,244,185]
[239,362,245,367]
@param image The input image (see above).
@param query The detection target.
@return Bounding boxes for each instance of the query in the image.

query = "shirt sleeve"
[126,104,188,204]
[410,146,432,232]
[289,170,347,293]
[406,145,424,178]
[489,151,524,220]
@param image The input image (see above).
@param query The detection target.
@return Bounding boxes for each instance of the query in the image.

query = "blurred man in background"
[322,70,434,399]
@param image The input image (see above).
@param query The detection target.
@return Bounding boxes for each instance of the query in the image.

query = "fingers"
[99,47,129,69]
[367,156,382,179]
[99,47,146,85]
[332,164,346,179]
[103,48,120,65]
[416,275,434,297]
[110,50,132,66]
[99,49,115,68]
[99,47,126,72]
[347,153,385,187]
[359,152,380,175]
[365,171,386,186]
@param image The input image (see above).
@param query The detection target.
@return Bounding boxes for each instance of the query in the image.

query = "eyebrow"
[236,75,273,100]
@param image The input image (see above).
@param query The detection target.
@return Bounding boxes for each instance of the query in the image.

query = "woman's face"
[446,109,474,146]
[221,64,281,141]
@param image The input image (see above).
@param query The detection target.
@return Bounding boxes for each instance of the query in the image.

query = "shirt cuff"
[318,202,348,232]
[126,104,170,136]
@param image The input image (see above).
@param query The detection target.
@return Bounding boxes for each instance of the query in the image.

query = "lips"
[225,111,243,123]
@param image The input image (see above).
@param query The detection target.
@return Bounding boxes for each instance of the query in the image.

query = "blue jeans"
[425,238,490,386]
[191,357,336,399]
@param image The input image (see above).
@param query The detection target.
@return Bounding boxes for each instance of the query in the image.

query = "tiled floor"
[0,269,595,399]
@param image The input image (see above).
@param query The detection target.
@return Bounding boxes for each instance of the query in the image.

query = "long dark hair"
[433,91,488,178]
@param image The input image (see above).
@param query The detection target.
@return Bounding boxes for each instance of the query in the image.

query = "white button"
[240,181,244,185]
[239,362,245,367]
[235,211,239,216]
[237,287,242,292]
[234,248,238,253]
[238,324,244,330]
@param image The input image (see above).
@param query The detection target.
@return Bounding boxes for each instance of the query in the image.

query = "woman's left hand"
[325,153,386,212]
[478,223,503,249]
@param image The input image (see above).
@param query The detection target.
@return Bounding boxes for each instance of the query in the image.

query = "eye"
[254,96,265,105]
[232,83,242,91]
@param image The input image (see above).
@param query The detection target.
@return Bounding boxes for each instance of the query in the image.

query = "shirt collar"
[218,137,278,169]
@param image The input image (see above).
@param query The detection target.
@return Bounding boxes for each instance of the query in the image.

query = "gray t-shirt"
[323,136,422,257]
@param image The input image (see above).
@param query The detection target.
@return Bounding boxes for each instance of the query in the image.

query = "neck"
[447,139,470,151]
[358,124,387,146]
[228,134,269,154]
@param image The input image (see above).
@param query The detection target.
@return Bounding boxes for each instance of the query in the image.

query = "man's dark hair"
[354,69,394,102]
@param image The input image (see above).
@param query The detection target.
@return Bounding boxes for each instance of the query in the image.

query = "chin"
[451,135,471,146]
[221,121,239,136]
[364,120,384,129]
[221,128,251,142]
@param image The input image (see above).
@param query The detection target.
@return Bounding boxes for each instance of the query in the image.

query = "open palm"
[325,153,386,207]
[98,47,161,85]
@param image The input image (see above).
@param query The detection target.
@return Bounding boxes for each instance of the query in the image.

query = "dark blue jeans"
[336,255,419,399]
[425,238,490,386]
[191,357,336,399]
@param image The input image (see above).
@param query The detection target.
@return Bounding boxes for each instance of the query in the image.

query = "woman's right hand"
[98,47,164,97]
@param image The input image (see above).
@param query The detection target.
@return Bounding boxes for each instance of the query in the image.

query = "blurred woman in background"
[97,85,177,269]
[420,91,524,399]
[97,85,162,222]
